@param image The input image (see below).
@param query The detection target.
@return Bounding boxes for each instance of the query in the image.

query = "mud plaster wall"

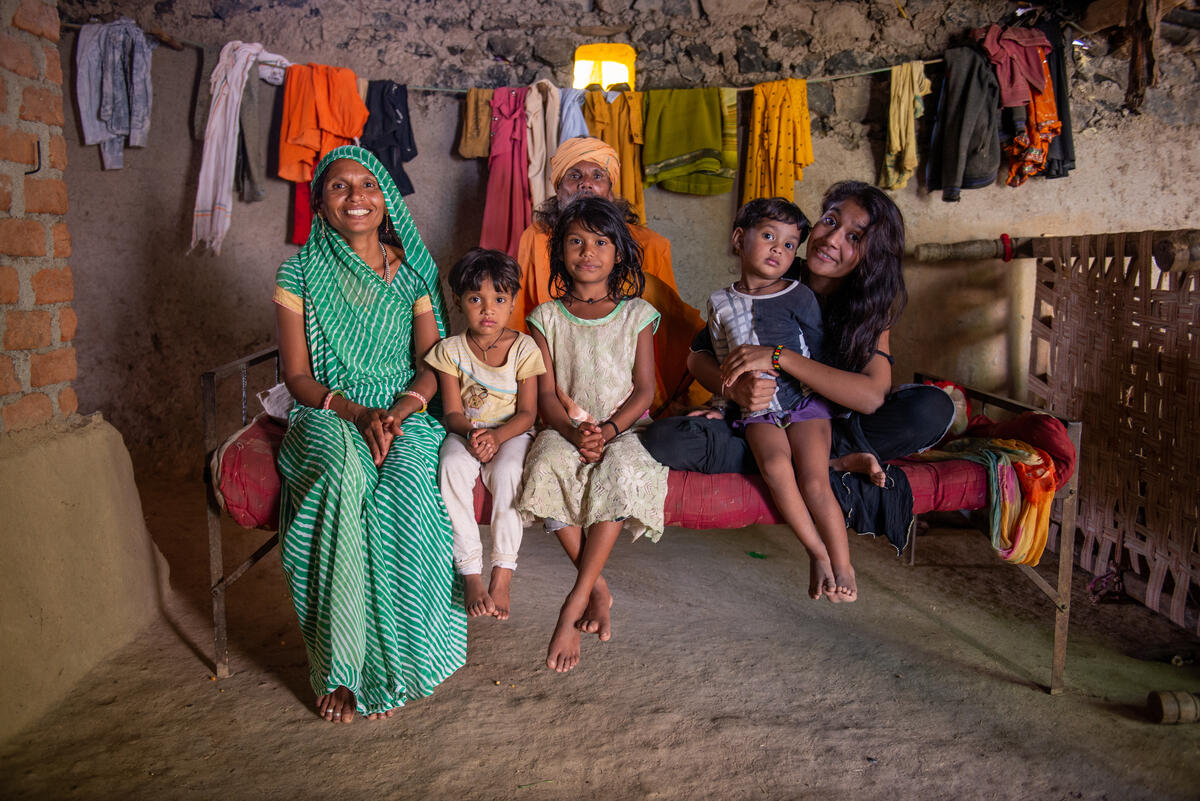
[56,0,1200,477]
[0,414,169,741]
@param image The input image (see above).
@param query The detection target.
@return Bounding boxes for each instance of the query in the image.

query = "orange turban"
[550,137,620,190]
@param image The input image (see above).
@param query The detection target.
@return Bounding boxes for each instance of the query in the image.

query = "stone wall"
[0,0,76,433]
[51,0,1200,475]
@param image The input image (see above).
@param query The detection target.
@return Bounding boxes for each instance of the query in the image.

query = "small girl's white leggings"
[438,431,531,575]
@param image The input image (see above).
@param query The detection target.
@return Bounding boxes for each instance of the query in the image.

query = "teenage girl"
[517,196,669,673]
[716,183,912,598]
[645,183,935,485]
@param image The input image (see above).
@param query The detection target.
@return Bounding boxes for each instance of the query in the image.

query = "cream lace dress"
[518,298,669,541]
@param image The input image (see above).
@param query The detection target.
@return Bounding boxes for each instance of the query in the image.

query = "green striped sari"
[275,146,465,715]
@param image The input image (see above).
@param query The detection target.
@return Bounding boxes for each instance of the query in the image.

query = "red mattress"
[212,413,1074,533]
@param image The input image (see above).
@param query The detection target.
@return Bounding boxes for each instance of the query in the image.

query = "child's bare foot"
[463,573,495,617]
[489,566,513,620]
[832,564,858,603]
[546,593,586,673]
[808,558,837,601]
[831,451,887,487]
[316,686,356,723]
[575,576,613,642]
[366,708,395,721]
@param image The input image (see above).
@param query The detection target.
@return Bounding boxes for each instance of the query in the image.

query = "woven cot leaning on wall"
[1027,230,1200,634]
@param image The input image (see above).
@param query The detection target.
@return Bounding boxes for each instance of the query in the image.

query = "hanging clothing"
[279,63,370,244]
[1004,49,1061,187]
[457,88,493,159]
[361,81,418,196]
[510,223,704,414]
[926,47,1001,202]
[517,299,669,542]
[292,180,313,244]
[972,25,1052,108]
[584,90,646,223]
[1036,19,1075,179]
[479,87,531,258]
[277,63,370,184]
[1126,0,1162,110]
[742,78,813,205]
[194,44,285,203]
[271,146,464,716]
[559,88,589,140]
[642,88,734,196]
[192,41,288,253]
[525,80,561,207]
[717,88,740,189]
[75,17,154,171]
[880,61,931,190]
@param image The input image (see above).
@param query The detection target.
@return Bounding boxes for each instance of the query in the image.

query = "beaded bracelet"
[401,390,428,414]
[321,389,344,410]
[771,344,785,372]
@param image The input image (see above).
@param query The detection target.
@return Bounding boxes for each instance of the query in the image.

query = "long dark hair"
[548,196,645,301]
[801,181,907,373]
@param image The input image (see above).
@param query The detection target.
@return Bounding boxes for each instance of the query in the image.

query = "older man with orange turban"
[511,136,707,413]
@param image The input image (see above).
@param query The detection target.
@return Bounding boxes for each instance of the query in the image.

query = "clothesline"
[61,20,943,92]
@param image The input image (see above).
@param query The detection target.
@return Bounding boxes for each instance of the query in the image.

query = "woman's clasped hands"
[353,406,405,466]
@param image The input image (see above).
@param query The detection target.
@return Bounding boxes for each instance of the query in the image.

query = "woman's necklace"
[380,241,391,283]
[468,328,506,355]
[736,277,784,295]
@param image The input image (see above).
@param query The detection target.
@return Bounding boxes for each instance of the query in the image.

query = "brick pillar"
[0,0,73,433]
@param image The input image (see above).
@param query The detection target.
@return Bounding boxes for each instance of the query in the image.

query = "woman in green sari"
[273,146,466,723]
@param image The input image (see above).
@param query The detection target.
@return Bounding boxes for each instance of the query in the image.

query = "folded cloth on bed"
[910,437,1057,565]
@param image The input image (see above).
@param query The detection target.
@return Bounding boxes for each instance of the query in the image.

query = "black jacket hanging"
[926,47,1001,201]
[361,81,418,196]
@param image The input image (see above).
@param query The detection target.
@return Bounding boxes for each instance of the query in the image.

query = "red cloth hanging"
[479,87,531,257]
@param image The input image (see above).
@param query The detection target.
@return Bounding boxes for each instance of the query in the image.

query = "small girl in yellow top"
[425,249,545,620]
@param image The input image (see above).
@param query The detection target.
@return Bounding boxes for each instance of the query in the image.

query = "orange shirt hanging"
[278,63,370,183]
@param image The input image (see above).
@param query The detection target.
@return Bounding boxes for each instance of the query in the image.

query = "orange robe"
[512,223,707,414]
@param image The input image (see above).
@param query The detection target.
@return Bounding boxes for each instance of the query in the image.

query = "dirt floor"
[2,478,1199,801]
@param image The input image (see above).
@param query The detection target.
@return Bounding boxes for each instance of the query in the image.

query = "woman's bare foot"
[316,686,356,723]
[366,708,396,721]
[546,592,587,673]
[832,563,858,603]
[808,558,837,601]
[463,573,495,617]
[575,576,613,642]
[831,451,887,488]
[489,566,513,620]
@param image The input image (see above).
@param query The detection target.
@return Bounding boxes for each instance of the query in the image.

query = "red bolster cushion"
[213,415,285,530]
[963,411,1076,489]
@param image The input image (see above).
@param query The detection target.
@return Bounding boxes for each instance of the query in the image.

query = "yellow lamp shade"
[572,43,637,90]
